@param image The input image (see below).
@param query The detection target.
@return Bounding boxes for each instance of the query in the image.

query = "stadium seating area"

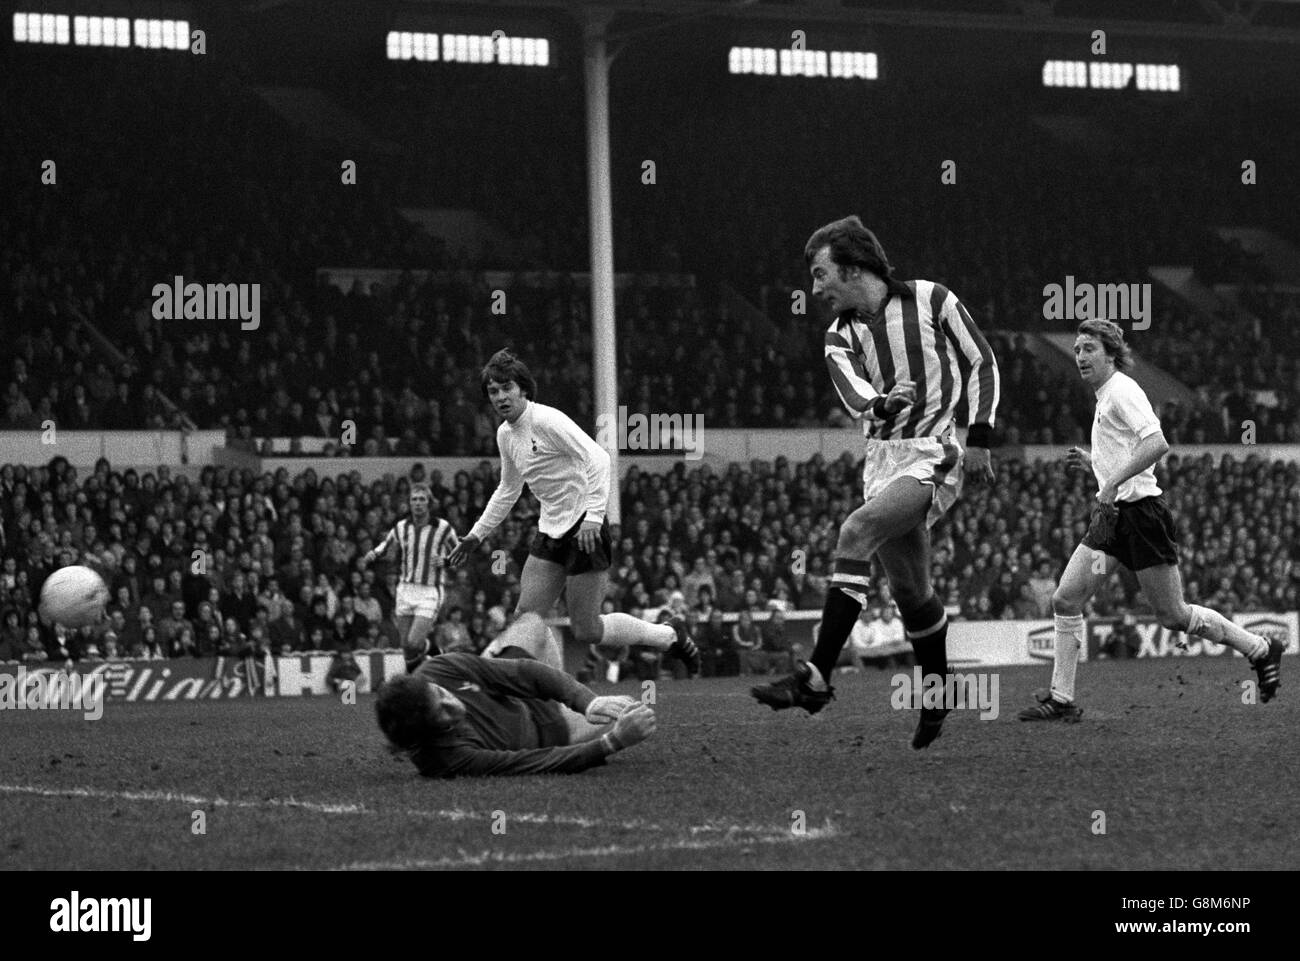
[1139,286,1300,444]
[2,451,1296,665]
[3,52,1298,672]
[5,53,1300,451]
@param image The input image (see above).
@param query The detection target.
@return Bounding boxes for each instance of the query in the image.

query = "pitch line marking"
[330,826,841,870]
[0,782,807,837]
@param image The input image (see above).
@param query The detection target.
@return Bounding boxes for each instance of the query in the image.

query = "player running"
[360,483,458,672]
[376,612,657,777]
[752,216,999,749]
[445,349,699,676]
[1018,319,1285,721]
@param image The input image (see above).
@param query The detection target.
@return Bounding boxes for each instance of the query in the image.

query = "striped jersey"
[825,280,1000,441]
[375,517,459,587]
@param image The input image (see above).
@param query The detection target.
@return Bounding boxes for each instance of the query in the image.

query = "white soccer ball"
[39,565,110,629]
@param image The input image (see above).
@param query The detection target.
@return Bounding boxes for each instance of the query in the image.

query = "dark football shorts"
[528,516,612,576]
[1081,495,1180,572]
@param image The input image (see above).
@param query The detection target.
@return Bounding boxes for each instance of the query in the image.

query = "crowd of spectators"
[2,451,1296,669]
[5,50,1300,453]
[2,49,1297,677]
[7,276,1300,451]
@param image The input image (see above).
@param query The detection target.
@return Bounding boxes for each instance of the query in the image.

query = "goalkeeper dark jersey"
[410,653,608,778]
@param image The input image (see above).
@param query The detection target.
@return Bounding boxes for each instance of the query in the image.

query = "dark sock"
[404,637,434,673]
[810,588,863,682]
[901,594,948,697]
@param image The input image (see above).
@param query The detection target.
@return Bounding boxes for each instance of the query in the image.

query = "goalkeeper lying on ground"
[375,612,656,777]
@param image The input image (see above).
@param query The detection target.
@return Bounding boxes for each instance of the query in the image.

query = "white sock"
[1050,613,1084,703]
[805,662,827,691]
[599,613,675,652]
[605,660,620,683]
[1186,605,1267,660]
[540,626,564,673]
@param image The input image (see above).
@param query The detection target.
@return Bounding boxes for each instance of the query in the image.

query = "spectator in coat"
[733,610,762,675]
[695,609,733,677]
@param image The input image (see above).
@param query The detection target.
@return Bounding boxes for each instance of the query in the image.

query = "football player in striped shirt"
[361,483,458,672]
[753,216,999,749]
[1018,319,1285,720]
[446,349,699,676]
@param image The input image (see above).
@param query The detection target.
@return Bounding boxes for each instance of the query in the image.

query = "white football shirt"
[1091,371,1163,502]
[470,400,611,540]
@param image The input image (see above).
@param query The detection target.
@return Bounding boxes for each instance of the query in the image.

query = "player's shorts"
[862,426,964,529]
[394,582,443,619]
[529,516,612,576]
[1081,495,1179,572]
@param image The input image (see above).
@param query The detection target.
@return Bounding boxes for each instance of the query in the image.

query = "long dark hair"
[479,349,537,400]
[375,674,437,757]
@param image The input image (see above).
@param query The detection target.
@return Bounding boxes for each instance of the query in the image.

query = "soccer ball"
[38,565,110,629]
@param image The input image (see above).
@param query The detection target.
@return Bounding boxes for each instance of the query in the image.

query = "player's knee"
[510,611,546,644]
[837,512,878,553]
[1154,605,1189,632]
[513,611,544,631]
[1051,588,1082,614]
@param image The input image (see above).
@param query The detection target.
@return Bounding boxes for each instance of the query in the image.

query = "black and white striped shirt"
[825,280,1000,441]
[375,518,459,587]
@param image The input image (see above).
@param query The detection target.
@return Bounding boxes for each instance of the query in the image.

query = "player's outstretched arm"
[452,428,525,564]
[463,651,600,714]
[436,707,656,777]
[439,740,613,777]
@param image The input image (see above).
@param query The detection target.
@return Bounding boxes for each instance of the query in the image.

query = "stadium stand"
[2,42,1298,676]
[5,53,1300,452]
[2,451,1297,668]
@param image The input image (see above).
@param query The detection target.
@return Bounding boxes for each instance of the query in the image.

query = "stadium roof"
[383,0,1300,44]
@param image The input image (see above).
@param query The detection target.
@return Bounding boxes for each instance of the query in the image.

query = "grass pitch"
[0,657,1292,870]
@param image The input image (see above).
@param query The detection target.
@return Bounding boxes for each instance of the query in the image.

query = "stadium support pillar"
[583,7,620,526]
